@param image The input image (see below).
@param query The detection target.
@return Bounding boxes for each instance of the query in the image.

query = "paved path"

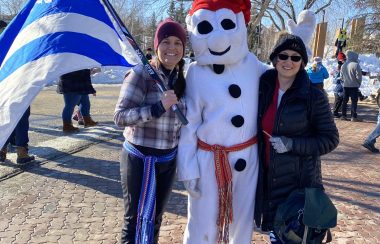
[0,86,379,243]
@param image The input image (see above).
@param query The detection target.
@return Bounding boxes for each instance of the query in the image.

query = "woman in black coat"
[57,69,98,132]
[254,32,339,242]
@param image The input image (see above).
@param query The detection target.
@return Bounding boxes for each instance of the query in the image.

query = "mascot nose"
[207,31,229,52]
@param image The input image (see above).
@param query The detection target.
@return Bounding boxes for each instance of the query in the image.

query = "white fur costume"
[287,10,316,57]
[177,5,316,243]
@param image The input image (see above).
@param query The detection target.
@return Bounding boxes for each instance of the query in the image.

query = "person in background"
[145,47,153,61]
[306,56,329,91]
[114,19,187,244]
[0,107,35,165]
[57,69,98,132]
[335,28,347,57]
[362,108,380,153]
[331,52,346,118]
[254,32,339,243]
[340,50,363,122]
[71,68,101,126]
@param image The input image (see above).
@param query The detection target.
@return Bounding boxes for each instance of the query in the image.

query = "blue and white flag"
[0,0,139,148]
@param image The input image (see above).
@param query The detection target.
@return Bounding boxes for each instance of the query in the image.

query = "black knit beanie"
[269,32,308,64]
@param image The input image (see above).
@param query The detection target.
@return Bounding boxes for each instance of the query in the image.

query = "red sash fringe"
[197,136,257,243]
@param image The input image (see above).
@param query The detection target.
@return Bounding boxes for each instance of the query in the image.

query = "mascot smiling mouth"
[209,46,231,56]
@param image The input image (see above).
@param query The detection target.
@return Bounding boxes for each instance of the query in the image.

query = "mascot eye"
[221,19,236,30]
[197,21,213,34]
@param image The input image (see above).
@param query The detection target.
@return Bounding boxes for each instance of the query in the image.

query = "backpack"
[274,188,337,244]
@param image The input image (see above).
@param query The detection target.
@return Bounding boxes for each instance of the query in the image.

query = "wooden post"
[351,17,365,52]
[312,22,328,58]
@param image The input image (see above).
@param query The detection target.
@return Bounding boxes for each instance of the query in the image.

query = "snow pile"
[323,53,380,96]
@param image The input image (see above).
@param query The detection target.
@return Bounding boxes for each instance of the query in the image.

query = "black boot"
[362,142,380,153]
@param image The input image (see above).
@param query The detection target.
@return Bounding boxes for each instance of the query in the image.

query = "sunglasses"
[277,53,302,62]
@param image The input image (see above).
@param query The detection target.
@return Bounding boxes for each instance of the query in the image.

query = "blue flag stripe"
[0,0,35,65]
[0,32,133,81]
[24,1,115,32]
[0,0,138,148]
[1,12,129,67]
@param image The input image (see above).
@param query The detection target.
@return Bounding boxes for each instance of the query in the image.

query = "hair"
[312,63,318,72]
[156,58,186,99]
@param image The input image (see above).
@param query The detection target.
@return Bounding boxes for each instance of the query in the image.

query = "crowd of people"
[1,1,379,243]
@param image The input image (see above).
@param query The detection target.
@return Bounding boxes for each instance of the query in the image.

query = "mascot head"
[186,0,251,66]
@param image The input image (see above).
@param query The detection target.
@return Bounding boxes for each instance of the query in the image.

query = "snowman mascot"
[177,0,316,243]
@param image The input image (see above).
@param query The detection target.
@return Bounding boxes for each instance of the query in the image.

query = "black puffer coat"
[254,69,339,231]
[57,69,96,94]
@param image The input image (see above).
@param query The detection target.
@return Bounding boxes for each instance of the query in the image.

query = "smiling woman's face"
[275,49,303,81]
[157,36,183,70]
[186,8,249,65]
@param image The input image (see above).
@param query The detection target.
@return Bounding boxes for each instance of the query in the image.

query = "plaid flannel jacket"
[114,64,186,149]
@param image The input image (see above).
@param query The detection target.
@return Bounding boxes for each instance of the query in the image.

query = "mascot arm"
[287,10,316,57]
[177,66,203,183]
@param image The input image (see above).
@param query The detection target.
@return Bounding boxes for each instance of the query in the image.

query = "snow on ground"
[49,54,379,97]
[91,66,131,84]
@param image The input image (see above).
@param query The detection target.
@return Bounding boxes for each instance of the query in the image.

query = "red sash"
[197,136,258,243]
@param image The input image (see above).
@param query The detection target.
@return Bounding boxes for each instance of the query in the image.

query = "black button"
[231,115,244,127]
[228,84,241,98]
[234,159,246,172]
[213,64,225,74]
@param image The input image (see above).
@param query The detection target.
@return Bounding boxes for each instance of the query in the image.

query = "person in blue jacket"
[307,56,329,90]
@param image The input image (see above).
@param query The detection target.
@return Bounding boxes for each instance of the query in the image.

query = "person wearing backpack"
[331,54,346,118]
[255,32,339,243]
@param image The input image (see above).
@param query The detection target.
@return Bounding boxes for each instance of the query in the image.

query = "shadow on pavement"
[21,143,187,217]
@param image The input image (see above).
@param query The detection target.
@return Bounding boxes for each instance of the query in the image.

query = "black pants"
[342,87,359,118]
[2,107,31,150]
[333,93,343,115]
[120,145,177,244]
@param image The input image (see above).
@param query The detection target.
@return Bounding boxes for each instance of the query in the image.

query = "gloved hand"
[287,10,316,57]
[269,136,293,153]
[183,179,201,199]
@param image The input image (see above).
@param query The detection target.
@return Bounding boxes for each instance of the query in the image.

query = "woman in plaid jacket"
[114,19,187,244]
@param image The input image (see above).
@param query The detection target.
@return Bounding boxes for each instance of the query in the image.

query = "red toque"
[154,18,187,56]
[189,0,251,24]
[337,52,346,61]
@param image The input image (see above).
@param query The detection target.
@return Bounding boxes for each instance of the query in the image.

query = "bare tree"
[260,0,333,31]
[350,0,380,55]
[0,0,26,16]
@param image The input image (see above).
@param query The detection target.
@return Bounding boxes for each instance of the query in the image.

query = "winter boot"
[16,146,35,165]
[63,121,79,133]
[0,149,7,162]
[83,116,98,128]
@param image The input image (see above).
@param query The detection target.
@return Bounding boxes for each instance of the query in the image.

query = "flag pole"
[101,0,188,125]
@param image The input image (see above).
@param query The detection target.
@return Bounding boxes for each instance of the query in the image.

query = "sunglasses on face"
[277,53,302,62]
